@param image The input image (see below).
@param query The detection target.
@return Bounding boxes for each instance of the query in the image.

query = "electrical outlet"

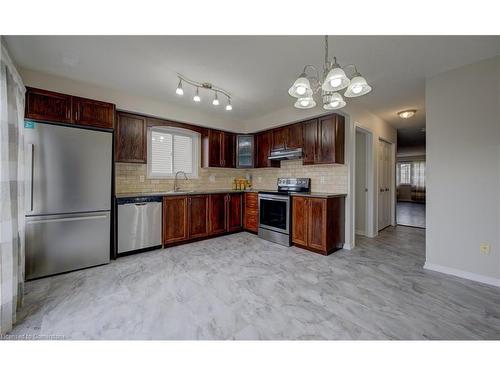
[480,243,491,255]
[209,174,215,182]
[139,175,145,183]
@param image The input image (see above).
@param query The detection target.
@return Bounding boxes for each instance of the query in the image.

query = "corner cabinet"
[303,114,345,165]
[202,129,236,168]
[291,195,345,255]
[115,112,147,163]
[25,87,115,129]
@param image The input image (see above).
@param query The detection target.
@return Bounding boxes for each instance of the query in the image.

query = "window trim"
[147,126,200,179]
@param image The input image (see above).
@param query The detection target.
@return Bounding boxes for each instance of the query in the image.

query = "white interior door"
[378,139,392,231]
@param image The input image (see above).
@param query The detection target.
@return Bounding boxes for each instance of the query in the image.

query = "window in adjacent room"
[147,127,200,178]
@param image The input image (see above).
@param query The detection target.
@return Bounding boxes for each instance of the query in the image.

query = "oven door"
[258,194,290,234]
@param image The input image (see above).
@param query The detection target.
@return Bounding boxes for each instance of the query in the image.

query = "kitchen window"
[147,127,200,178]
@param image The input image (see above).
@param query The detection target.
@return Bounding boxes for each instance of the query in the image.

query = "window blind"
[149,128,198,178]
[151,131,173,175]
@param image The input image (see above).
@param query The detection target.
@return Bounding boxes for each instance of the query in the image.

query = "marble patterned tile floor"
[6,226,500,340]
[397,202,426,228]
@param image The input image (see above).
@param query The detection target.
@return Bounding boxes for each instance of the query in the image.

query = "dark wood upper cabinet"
[226,194,243,232]
[287,122,304,149]
[115,112,147,163]
[255,130,279,168]
[202,129,236,168]
[163,196,188,245]
[74,97,115,129]
[222,132,236,168]
[25,87,73,123]
[303,114,344,165]
[209,194,227,235]
[271,122,303,151]
[272,127,288,150]
[302,118,318,164]
[24,87,115,130]
[188,195,209,239]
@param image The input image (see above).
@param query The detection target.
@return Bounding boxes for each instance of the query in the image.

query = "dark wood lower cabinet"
[244,192,258,233]
[163,193,243,247]
[209,194,226,235]
[226,194,243,232]
[188,195,209,239]
[291,196,345,255]
[291,196,308,247]
[163,196,188,245]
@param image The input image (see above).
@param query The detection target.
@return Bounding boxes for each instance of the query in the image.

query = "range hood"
[268,148,303,161]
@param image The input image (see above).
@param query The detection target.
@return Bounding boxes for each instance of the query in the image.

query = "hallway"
[397,202,426,228]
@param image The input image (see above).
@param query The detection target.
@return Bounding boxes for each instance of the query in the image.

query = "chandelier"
[288,36,372,110]
[175,73,232,111]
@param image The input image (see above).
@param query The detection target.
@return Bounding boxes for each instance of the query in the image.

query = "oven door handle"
[258,194,290,202]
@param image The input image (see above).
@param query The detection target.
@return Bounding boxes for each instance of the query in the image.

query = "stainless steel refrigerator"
[24,122,112,280]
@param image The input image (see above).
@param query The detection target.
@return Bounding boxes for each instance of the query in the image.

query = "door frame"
[353,122,378,242]
[377,137,396,232]
[354,125,375,239]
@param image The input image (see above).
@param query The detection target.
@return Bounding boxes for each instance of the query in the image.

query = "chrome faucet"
[173,171,188,192]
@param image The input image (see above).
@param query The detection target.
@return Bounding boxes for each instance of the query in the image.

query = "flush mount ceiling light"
[288,36,372,110]
[176,73,232,111]
[398,109,417,119]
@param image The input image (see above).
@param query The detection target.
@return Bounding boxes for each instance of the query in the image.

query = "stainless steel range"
[258,178,310,246]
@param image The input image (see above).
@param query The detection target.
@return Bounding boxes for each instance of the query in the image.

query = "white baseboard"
[355,230,366,236]
[424,262,500,287]
[343,243,353,250]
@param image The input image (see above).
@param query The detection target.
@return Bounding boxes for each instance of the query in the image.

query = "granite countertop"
[290,192,347,198]
[116,190,347,199]
[115,189,258,199]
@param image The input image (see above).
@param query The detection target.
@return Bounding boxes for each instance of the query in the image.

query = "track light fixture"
[175,73,232,111]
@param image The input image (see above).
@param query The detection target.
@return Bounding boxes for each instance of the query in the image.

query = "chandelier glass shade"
[288,36,372,110]
[175,74,232,111]
[323,92,346,110]
[344,75,372,97]
[288,73,313,98]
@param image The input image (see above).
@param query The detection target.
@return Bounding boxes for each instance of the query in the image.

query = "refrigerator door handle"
[27,214,108,225]
[26,143,34,213]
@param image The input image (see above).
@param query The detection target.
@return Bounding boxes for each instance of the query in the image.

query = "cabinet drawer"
[245,192,258,209]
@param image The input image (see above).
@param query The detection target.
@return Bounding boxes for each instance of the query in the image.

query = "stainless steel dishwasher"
[117,196,163,255]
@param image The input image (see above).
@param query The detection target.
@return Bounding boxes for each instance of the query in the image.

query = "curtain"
[0,41,26,335]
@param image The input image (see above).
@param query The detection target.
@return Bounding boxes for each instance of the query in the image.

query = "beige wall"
[425,55,500,284]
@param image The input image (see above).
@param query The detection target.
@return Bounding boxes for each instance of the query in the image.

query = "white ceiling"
[5,35,500,129]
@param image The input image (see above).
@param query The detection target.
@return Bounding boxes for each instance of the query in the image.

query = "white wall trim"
[355,230,366,236]
[424,262,500,287]
[343,242,354,250]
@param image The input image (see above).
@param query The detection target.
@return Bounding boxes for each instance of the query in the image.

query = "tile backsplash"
[115,159,348,194]
[249,159,348,193]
